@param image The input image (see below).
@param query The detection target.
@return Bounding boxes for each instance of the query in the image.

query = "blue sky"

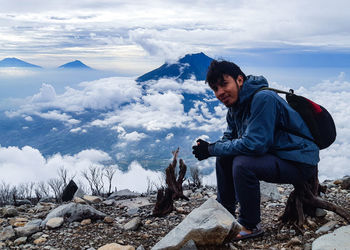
[0,0,349,74]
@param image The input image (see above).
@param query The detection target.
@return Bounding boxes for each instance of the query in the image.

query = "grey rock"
[315,221,338,234]
[26,219,43,227]
[14,236,27,245]
[83,195,102,204]
[108,189,141,200]
[152,198,240,250]
[315,208,327,218]
[124,217,141,231]
[30,232,43,240]
[260,181,281,201]
[312,225,350,250]
[0,225,15,241]
[14,225,40,237]
[102,199,116,206]
[127,207,139,216]
[41,202,106,226]
[3,207,18,217]
[136,245,145,250]
[180,239,198,250]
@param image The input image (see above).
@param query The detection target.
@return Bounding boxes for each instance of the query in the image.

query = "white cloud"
[0,145,163,193]
[165,133,174,140]
[24,116,33,121]
[119,131,148,142]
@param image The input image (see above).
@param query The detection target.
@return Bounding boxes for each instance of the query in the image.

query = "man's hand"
[192,139,211,161]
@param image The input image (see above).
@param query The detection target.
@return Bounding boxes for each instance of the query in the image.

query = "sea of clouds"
[1,73,350,192]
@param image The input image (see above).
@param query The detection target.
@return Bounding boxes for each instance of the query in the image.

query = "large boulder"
[260,181,281,201]
[61,180,78,202]
[312,225,350,250]
[41,202,106,226]
[152,198,241,250]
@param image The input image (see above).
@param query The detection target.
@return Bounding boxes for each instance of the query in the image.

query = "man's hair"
[206,60,247,89]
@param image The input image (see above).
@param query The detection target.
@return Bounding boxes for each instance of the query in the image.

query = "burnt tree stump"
[153,148,188,217]
[280,166,350,231]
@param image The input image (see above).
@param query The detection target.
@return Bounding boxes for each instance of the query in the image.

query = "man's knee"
[232,155,253,177]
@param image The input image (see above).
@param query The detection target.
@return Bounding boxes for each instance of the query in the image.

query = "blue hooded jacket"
[208,75,320,166]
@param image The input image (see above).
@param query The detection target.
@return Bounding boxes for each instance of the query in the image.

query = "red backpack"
[258,87,337,149]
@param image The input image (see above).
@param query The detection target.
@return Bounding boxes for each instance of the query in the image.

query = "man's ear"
[236,75,244,87]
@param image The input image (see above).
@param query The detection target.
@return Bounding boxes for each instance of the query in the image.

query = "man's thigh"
[233,154,305,185]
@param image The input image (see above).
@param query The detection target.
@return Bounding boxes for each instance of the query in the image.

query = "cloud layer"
[1,0,349,72]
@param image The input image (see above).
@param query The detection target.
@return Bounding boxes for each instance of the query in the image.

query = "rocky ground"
[1,178,350,250]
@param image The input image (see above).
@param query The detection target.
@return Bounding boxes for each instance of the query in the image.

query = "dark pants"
[216,154,316,229]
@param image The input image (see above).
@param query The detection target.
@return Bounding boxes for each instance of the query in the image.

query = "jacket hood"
[237,75,268,105]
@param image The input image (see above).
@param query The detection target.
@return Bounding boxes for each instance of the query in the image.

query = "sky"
[1,0,350,193]
[0,0,350,75]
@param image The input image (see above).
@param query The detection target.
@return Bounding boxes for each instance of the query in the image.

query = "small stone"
[104,216,114,224]
[315,208,327,218]
[144,219,152,225]
[14,225,40,237]
[341,177,350,189]
[127,207,139,216]
[31,232,43,240]
[34,237,47,245]
[98,243,135,250]
[136,245,145,250]
[3,207,18,217]
[14,222,27,227]
[176,207,186,214]
[333,179,342,185]
[306,217,317,228]
[316,221,338,234]
[81,219,92,225]
[73,197,86,204]
[83,195,102,203]
[285,237,302,247]
[180,239,198,250]
[14,236,27,245]
[123,217,141,231]
[46,217,64,229]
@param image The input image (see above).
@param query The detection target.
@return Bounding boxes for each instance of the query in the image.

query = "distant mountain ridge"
[0,58,42,68]
[136,52,213,82]
[58,60,92,70]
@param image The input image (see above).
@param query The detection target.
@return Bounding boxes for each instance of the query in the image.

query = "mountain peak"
[0,57,42,68]
[58,60,92,70]
[136,52,213,82]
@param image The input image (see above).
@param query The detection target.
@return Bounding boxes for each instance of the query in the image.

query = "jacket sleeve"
[218,110,237,142]
[209,92,277,156]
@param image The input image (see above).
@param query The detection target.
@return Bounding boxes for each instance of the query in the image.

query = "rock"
[340,177,350,189]
[104,216,114,224]
[136,245,145,250]
[98,243,135,250]
[124,217,141,231]
[16,199,32,206]
[14,225,40,237]
[14,236,27,245]
[285,237,302,247]
[14,221,26,227]
[108,189,141,200]
[83,195,102,203]
[312,225,350,250]
[46,217,64,229]
[30,232,43,240]
[74,187,85,198]
[3,207,18,217]
[260,181,281,201]
[81,219,91,225]
[333,179,342,185]
[34,237,47,245]
[180,239,198,250]
[152,198,240,250]
[41,202,106,226]
[315,208,327,218]
[103,199,116,206]
[127,207,139,216]
[26,219,43,227]
[73,197,87,204]
[315,221,338,234]
[0,225,15,241]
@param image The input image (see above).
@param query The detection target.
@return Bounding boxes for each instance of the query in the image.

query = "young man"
[192,60,319,240]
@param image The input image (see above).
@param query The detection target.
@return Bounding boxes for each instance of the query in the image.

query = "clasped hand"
[192,139,211,161]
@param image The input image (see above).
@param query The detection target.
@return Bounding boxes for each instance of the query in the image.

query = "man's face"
[212,74,244,107]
